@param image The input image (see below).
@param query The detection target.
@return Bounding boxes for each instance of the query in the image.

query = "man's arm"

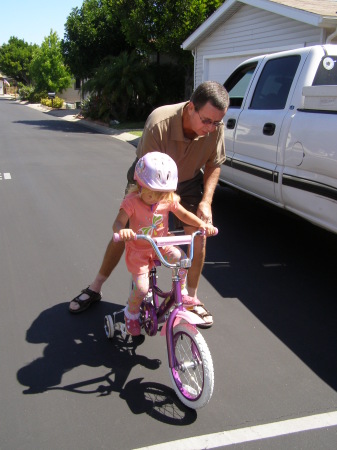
[197,165,220,223]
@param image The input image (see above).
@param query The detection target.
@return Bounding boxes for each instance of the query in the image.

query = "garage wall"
[194,4,322,86]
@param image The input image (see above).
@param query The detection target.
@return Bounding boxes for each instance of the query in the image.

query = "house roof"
[182,0,337,50]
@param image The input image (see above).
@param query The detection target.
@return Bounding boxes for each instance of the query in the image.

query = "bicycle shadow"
[203,185,337,391]
[16,301,196,425]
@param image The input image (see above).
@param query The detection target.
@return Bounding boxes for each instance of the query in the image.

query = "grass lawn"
[112,121,144,136]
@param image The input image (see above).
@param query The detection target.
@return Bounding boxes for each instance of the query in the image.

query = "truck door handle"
[263,123,276,136]
[226,118,236,129]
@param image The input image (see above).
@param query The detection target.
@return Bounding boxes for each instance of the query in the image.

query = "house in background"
[182,0,337,87]
[60,77,82,108]
[0,72,13,95]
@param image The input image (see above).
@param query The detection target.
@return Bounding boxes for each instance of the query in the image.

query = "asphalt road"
[1,97,337,449]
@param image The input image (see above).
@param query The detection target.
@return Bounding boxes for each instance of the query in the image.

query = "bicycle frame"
[136,231,204,369]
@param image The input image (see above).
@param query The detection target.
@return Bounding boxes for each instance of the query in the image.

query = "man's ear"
[187,101,194,113]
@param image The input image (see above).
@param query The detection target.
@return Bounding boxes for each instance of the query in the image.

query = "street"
[1,97,337,449]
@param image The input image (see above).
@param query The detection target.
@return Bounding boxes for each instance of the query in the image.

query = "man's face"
[189,101,227,136]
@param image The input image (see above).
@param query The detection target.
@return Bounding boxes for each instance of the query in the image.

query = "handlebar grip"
[113,233,138,242]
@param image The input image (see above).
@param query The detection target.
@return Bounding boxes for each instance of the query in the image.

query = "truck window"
[313,55,337,85]
[224,62,257,108]
[250,55,300,110]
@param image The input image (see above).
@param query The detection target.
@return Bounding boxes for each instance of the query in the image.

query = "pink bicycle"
[104,230,216,409]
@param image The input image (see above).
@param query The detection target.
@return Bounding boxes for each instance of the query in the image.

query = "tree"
[82,51,154,121]
[62,0,130,79]
[30,31,72,94]
[62,0,224,78]
[0,37,37,84]
[118,0,224,62]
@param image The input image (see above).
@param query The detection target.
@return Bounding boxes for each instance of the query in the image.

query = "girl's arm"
[174,204,217,236]
[112,209,135,241]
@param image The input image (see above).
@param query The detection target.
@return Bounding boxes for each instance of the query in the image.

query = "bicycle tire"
[168,323,214,409]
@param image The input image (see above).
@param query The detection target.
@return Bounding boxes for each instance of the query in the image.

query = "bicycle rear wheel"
[168,323,214,409]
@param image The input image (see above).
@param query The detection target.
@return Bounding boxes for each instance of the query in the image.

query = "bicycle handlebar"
[113,228,218,269]
[113,228,218,245]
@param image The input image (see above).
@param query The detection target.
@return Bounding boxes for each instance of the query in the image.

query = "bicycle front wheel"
[168,323,214,409]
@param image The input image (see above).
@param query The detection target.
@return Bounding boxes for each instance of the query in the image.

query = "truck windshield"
[313,56,337,85]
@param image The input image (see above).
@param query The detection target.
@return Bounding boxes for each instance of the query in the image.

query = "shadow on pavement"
[12,119,100,134]
[203,185,337,391]
[16,301,196,425]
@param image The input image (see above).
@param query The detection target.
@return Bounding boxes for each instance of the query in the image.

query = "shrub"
[18,85,49,103]
[29,90,47,103]
[81,96,101,120]
[18,85,34,101]
[41,96,64,108]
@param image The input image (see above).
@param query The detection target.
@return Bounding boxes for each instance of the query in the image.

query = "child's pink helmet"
[134,152,178,192]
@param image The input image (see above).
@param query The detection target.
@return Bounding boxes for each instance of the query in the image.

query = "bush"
[18,85,49,103]
[41,96,64,108]
[81,96,102,121]
[30,90,48,104]
[18,85,34,101]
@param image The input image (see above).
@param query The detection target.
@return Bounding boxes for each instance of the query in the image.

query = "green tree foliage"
[30,31,72,94]
[62,0,130,79]
[118,0,224,61]
[63,0,225,118]
[63,0,224,78]
[82,51,154,121]
[0,37,38,84]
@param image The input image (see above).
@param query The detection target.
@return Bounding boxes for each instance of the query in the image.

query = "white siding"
[194,4,322,86]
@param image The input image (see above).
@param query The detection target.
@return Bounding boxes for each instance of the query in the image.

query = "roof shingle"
[268,0,337,17]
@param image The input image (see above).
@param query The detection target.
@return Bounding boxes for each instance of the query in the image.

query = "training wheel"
[104,315,115,338]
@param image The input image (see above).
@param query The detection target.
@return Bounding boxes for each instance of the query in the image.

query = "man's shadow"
[16,301,196,424]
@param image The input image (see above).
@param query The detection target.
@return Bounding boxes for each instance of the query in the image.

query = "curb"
[22,101,141,148]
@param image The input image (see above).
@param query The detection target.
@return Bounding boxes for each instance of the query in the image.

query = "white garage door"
[205,55,257,84]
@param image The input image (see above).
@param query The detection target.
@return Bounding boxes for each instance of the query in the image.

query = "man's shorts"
[174,171,204,229]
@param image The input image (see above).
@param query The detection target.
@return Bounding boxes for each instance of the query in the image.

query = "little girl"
[113,152,217,336]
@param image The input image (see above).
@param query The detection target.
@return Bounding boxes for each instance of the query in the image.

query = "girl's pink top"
[120,192,180,273]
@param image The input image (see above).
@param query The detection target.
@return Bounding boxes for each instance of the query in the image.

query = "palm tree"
[82,51,154,121]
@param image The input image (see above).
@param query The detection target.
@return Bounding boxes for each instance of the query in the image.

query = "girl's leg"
[161,246,203,307]
[160,246,188,293]
[125,273,149,336]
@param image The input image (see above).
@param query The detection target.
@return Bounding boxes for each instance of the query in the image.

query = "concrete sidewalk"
[22,100,141,148]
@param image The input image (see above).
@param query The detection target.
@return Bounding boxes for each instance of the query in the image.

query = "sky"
[0,0,84,46]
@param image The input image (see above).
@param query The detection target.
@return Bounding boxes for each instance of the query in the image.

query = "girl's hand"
[199,223,217,236]
[119,229,136,241]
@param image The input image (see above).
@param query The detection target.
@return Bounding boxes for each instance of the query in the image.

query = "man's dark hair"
[190,81,229,111]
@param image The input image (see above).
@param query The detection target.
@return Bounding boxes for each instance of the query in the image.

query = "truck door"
[231,55,300,202]
[220,61,259,184]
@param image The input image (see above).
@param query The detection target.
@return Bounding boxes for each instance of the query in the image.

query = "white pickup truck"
[220,44,337,234]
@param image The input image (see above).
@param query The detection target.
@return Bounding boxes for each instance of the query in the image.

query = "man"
[69,81,229,327]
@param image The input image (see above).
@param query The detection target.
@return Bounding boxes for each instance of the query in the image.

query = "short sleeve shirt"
[120,193,180,273]
[136,102,225,183]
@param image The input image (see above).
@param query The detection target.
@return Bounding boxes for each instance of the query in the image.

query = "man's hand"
[197,200,213,224]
